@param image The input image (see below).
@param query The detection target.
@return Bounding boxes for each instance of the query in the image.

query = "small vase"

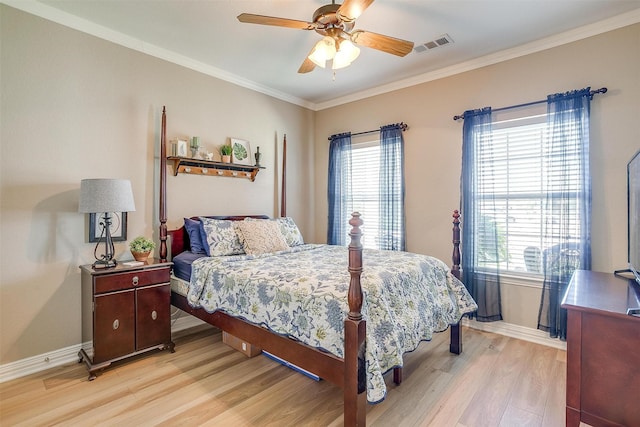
[190,137,200,158]
[222,155,231,163]
[254,147,261,167]
[131,251,151,262]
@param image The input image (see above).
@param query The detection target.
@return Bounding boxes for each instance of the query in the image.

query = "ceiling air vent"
[413,33,454,53]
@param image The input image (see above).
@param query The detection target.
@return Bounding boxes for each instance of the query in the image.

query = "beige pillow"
[234,220,289,255]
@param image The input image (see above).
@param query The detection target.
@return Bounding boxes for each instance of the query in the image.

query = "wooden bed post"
[451,210,461,281]
[280,134,286,218]
[450,209,462,354]
[159,106,168,262]
[344,212,366,426]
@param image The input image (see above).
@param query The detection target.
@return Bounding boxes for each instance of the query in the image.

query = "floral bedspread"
[187,244,477,403]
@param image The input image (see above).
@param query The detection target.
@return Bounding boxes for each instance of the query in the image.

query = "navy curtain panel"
[379,124,406,251]
[461,107,503,322]
[537,88,592,340]
[327,132,352,245]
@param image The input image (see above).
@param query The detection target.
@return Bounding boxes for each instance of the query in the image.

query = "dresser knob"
[132,276,139,286]
[151,310,157,320]
[113,319,119,330]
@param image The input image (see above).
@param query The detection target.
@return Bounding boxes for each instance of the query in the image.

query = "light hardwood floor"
[0,325,569,426]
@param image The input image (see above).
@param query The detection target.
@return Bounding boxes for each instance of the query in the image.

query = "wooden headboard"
[168,215,269,259]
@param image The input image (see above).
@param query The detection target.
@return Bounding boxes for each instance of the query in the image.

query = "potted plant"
[129,236,156,262]
[220,144,232,163]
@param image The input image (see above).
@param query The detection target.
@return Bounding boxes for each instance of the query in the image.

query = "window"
[350,142,380,249]
[462,88,593,330]
[328,124,405,250]
[474,111,584,276]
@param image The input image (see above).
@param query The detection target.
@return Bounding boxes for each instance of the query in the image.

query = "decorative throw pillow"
[183,218,207,254]
[245,216,304,247]
[199,217,245,257]
[275,217,304,246]
[234,219,289,255]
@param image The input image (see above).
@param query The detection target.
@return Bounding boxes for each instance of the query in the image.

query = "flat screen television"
[627,150,640,285]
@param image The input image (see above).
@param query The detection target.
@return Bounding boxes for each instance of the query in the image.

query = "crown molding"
[0,0,315,110]
[314,8,640,110]
[2,1,638,111]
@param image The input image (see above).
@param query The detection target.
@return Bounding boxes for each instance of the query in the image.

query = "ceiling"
[13,0,640,109]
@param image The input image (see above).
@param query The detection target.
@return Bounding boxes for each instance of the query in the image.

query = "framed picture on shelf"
[89,212,127,243]
[230,138,252,165]
[176,139,188,157]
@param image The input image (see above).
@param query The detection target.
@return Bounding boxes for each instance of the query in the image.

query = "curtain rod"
[328,122,408,140]
[452,87,607,121]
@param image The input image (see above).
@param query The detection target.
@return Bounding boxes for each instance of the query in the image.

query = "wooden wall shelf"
[167,156,263,181]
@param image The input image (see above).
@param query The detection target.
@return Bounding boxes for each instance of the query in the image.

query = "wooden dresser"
[79,260,175,380]
[561,270,640,426]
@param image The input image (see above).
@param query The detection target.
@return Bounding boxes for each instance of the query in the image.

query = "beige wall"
[0,6,314,364]
[314,23,640,329]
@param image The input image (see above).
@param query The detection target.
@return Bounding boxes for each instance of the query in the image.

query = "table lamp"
[79,179,136,269]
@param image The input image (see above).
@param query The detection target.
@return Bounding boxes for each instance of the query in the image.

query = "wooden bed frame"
[157,107,464,426]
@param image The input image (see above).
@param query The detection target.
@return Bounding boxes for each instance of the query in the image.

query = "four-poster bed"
[157,107,475,426]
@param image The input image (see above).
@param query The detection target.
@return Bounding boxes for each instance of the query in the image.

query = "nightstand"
[78,259,175,380]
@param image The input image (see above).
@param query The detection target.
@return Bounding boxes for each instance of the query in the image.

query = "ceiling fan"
[237,0,414,73]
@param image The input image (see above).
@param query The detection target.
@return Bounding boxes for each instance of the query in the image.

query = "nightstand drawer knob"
[132,276,139,286]
[151,310,157,320]
[113,319,120,330]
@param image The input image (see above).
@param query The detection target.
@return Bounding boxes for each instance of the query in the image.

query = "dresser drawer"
[94,267,170,294]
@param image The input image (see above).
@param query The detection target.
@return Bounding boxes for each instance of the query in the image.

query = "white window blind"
[476,112,583,275]
[350,142,380,249]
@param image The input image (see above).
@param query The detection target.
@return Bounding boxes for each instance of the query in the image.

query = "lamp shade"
[79,179,136,213]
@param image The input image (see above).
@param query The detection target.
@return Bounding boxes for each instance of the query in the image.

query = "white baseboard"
[463,318,567,350]
[0,314,206,384]
[0,342,88,384]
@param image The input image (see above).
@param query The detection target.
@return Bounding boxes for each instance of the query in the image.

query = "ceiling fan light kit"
[237,0,413,74]
[309,36,337,68]
[308,36,361,70]
[332,40,360,70]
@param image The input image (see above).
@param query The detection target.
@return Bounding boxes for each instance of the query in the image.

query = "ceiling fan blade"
[337,0,374,22]
[351,30,414,57]
[237,13,315,30]
[298,57,316,74]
